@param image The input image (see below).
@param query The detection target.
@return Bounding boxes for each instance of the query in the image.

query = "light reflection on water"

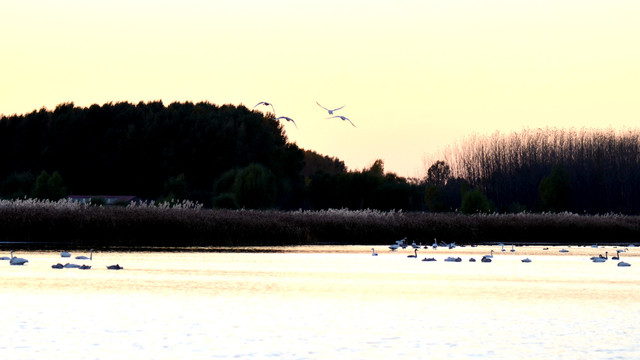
[1,246,639,359]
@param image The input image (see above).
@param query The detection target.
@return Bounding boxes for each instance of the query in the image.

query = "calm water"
[2,245,639,359]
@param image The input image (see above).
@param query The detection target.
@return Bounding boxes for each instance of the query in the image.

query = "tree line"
[2,102,638,214]
[0,101,423,210]
[430,128,640,214]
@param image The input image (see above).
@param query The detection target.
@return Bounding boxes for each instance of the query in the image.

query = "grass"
[0,199,638,249]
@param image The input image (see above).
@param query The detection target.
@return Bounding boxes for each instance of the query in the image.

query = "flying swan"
[316,101,345,115]
[328,115,356,127]
[254,101,275,114]
[275,116,298,128]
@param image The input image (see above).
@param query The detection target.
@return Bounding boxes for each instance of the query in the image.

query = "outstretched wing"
[254,101,275,114]
[328,115,356,127]
[330,105,345,112]
[276,116,298,128]
[316,101,329,111]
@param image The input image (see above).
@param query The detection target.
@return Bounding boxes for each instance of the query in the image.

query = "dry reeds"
[0,200,638,249]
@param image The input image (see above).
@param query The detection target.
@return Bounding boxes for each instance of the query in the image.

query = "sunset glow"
[2,0,639,177]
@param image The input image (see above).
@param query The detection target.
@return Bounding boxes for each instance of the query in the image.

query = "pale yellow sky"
[1,0,639,178]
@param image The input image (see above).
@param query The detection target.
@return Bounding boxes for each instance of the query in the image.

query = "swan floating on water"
[9,251,28,265]
[75,249,93,260]
[78,264,91,270]
[480,250,494,262]
[618,261,631,267]
[422,257,436,262]
[521,258,532,263]
[51,263,64,269]
[510,245,516,252]
[559,249,569,253]
[591,252,608,262]
[60,251,71,258]
[389,237,406,251]
[407,249,418,258]
[63,263,81,268]
[469,258,476,262]
[107,264,123,270]
[371,248,378,256]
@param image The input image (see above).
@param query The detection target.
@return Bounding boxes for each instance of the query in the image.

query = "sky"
[1,0,639,178]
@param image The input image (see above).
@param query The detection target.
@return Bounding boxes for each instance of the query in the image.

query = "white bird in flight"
[254,101,275,114]
[276,116,298,128]
[328,115,356,127]
[316,101,345,115]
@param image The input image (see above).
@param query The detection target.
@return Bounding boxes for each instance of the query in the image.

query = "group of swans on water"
[376,242,633,266]
[590,250,631,266]
[388,237,455,251]
[53,249,93,269]
[1,249,124,269]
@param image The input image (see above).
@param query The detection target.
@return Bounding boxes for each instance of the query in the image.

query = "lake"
[1,245,639,359]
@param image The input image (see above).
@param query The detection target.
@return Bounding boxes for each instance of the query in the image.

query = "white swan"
[618,261,631,267]
[371,248,378,256]
[51,263,64,269]
[254,101,275,114]
[510,244,516,252]
[60,251,71,258]
[107,264,123,270]
[9,251,28,266]
[275,116,297,128]
[559,249,569,253]
[389,244,399,251]
[407,249,418,258]
[316,101,345,115]
[63,263,81,268]
[590,252,608,262]
[432,238,438,249]
[612,250,622,260]
[521,258,532,263]
[485,250,494,258]
[501,244,506,252]
[328,115,356,127]
[75,249,93,260]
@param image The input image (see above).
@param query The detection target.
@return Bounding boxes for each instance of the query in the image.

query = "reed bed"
[0,199,638,249]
